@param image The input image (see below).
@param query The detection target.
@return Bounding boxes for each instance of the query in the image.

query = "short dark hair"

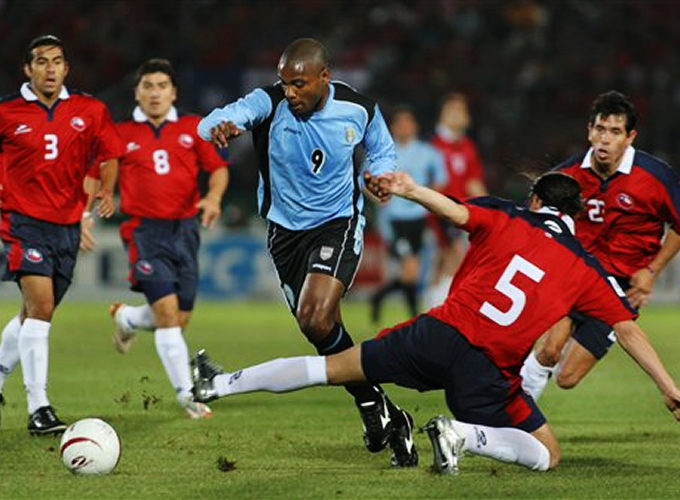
[24,35,66,65]
[134,58,177,87]
[531,172,584,217]
[389,104,416,124]
[588,90,637,133]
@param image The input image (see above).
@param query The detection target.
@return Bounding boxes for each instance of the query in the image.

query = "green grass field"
[0,300,678,499]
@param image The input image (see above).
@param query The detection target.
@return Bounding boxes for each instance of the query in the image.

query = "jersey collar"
[581,145,635,175]
[535,206,576,235]
[435,123,464,142]
[20,82,70,101]
[133,105,178,123]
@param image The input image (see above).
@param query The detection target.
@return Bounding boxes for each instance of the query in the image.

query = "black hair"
[531,172,584,216]
[281,38,329,70]
[134,58,177,87]
[588,90,637,133]
[24,35,65,65]
[388,104,416,124]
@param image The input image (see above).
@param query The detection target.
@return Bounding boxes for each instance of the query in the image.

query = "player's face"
[135,72,177,122]
[390,111,418,144]
[587,113,637,174]
[439,99,470,133]
[23,45,69,102]
[277,59,330,116]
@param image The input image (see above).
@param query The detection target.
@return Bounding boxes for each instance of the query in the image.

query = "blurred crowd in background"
[2,0,680,224]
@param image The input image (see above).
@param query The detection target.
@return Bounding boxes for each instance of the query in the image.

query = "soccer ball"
[59,418,121,474]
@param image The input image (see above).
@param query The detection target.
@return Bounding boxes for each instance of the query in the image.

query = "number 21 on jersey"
[480,254,545,326]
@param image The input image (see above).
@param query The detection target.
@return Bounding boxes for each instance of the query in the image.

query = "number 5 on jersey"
[480,254,545,326]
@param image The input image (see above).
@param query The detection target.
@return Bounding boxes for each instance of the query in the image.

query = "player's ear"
[23,64,31,79]
[63,60,70,79]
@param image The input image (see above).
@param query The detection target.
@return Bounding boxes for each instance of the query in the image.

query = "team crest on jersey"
[345,126,356,143]
[24,248,43,264]
[179,134,194,148]
[136,260,154,275]
[616,192,634,210]
[319,246,334,261]
[126,142,140,153]
[70,117,86,131]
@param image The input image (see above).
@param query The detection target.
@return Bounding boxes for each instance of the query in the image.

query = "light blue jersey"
[383,140,447,221]
[198,82,396,231]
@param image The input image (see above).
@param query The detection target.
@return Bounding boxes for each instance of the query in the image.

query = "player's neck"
[592,160,617,179]
[33,88,61,108]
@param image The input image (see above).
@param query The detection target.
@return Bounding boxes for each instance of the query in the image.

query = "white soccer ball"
[59,418,121,475]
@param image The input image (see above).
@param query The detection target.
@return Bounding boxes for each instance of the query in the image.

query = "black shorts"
[388,218,426,259]
[570,276,632,359]
[362,315,545,432]
[120,216,200,311]
[267,217,363,314]
[0,211,80,306]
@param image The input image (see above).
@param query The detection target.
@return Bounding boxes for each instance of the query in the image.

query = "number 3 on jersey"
[44,134,58,160]
[153,149,170,175]
[480,255,545,326]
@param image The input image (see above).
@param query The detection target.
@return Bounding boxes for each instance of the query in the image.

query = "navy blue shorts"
[362,315,546,432]
[120,216,200,311]
[0,211,80,306]
[389,218,426,259]
[267,217,363,314]
[570,276,632,359]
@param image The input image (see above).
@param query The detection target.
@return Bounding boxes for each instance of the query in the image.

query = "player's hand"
[95,189,115,218]
[197,196,221,230]
[210,121,241,148]
[79,213,96,252]
[664,395,680,421]
[626,267,655,309]
[376,171,417,197]
[363,172,392,203]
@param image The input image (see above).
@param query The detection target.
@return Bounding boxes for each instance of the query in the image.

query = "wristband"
[82,211,93,219]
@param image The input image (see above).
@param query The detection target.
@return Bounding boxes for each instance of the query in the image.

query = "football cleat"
[191,350,223,403]
[425,415,465,475]
[357,393,392,453]
[389,407,418,467]
[191,349,225,381]
[27,405,68,436]
[180,397,214,420]
[110,302,136,354]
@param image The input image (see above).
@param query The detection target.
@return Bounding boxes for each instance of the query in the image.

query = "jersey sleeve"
[191,117,228,173]
[92,103,125,162]
[362,105,397,176]
[658,168,680,233]
[197,88,273,141]
[573,258,638,325]
[459,203,496,240]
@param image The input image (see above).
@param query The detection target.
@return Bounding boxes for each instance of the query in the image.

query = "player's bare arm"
[613,319,680,420]
[627,229,680,308]
[96,159,119,218]
[197,166,229,229]
[209,121,241,148]
[373,171,470,226]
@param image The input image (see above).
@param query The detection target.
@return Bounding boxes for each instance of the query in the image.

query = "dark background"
[3,0,680,221]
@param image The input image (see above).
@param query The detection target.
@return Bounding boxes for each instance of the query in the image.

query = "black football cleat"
[27,405,67,436]
[357,393,392,453]
[389,408,418,467]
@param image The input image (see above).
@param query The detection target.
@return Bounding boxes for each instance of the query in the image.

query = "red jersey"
[431,128,484,200]
[117,107,226,219]
[557,147,680,278]
[0,84,123,224]
[428,198,636,380]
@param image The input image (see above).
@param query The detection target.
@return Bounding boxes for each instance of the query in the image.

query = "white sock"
[451,420,550,471]
[18,318,51,413]
[520,351,554,401]
[0,314,22,391]
[122,304,156,332]
[154,327,192,401]
[214,356,327,397]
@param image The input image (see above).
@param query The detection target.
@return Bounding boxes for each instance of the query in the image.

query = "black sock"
[313,323,381,404]
[403,283,419,318]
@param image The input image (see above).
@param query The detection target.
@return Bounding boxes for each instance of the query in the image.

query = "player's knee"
[554,370,581,390]
[296,305,334,340]
[24,299,55,322]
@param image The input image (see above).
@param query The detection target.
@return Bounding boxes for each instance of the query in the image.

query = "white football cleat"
[110,303,136,354]
[425,415,466,475]
[181,398,213,420]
